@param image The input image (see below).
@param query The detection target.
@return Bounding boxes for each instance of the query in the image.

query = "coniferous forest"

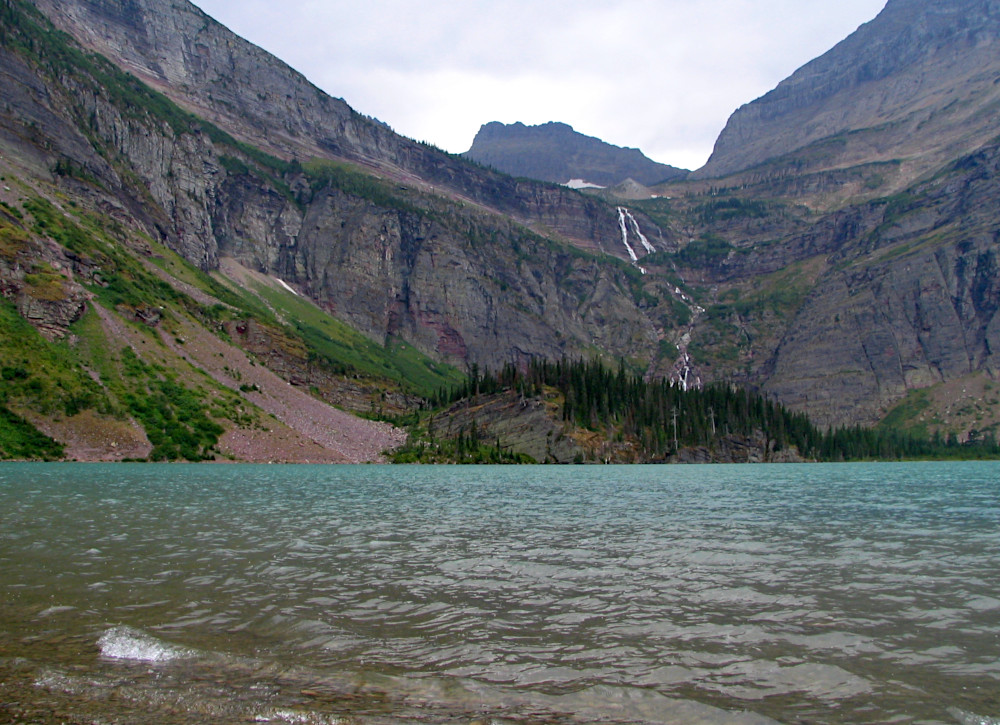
[392,358,1000,463]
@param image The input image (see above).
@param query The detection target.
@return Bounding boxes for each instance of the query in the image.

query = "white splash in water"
[37,605,77,618]
[97,626,195,662]
[949,709,1000,725]
[255,709,347,724]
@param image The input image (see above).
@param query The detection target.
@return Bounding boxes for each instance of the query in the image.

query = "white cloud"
[192,0,887,170]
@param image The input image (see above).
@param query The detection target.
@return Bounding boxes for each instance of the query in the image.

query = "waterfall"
[616,207,647,274]
[623,208,655,254]
[616,207,639,263]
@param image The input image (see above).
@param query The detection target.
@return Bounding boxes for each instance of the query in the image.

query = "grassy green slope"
[1,187,464,459]
[239,276,464,398]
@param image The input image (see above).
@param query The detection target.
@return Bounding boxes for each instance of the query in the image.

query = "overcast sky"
[191,0,887,171]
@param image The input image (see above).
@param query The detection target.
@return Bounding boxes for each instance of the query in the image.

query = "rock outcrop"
[465,121,687,188]
[760,141,1000,425]
[0,204,90,339]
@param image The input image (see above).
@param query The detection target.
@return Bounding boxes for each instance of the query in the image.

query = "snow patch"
[564,179,605,190]
[276,278,299,296]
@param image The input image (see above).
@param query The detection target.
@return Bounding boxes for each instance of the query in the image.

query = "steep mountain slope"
[762,142,1000,426]
[4,0,1000,459]
[0,184,413,462]
[659,140,1000,428]
[5,0,669,367]
[464,121,687,188]
[694,0,1000,203]
[607,0,1000,433]
[0,0,681,459]
[30,0,658,260]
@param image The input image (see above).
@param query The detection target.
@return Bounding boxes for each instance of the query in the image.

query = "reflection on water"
[1,462,999,724]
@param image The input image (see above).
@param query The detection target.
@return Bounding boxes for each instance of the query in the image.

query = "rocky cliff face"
[29,0,408,165]
[464,121,687,187]
[5,0,1000,443]
[760,142,1000,425]
[695,0,1000,191]
[1,0,665,377]
[30,0,650,258]
[266,186,660,370]
[655,136,1000,428]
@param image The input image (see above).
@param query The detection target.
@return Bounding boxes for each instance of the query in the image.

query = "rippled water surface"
[1,462,999,724]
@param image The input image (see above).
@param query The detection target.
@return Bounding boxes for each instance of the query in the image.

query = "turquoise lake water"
[1,462,999,724]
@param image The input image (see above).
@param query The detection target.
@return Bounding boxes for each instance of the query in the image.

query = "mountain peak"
[464,121,687,187]
[694,0,1000,181]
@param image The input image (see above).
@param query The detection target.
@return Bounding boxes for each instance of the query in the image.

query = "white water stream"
[616,207,640,264]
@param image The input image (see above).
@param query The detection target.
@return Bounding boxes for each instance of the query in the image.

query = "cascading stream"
[623,208,656,254]
[613,206,703,388]
[616,207,640,263]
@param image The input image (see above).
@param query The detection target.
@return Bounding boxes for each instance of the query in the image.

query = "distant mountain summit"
[694,0,1000,184]
[464,121,687,187]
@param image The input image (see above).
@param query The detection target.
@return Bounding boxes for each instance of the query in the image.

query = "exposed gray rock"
[695,0,1000,186]
[760,143,1000,425]
[464,121,687,187]
[2,0,665,373]
[6,0,1000,436]
[32,0,657,260]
